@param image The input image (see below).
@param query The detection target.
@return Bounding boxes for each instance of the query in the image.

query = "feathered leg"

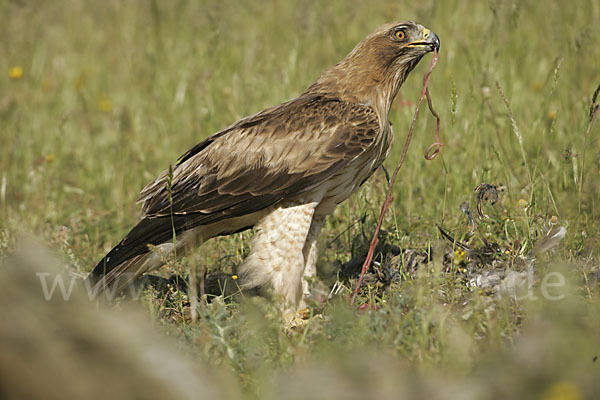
[301,215,325,301]
[238,201,319,307]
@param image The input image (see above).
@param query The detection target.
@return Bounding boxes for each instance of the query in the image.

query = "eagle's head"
[307,21,439,117]
[364,21,440,73]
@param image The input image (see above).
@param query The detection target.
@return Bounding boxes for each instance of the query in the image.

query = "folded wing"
[90,95,379,281]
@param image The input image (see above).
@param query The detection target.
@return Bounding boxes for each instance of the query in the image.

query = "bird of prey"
[89,21,440,309]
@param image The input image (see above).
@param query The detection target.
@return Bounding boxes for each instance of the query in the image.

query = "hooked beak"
[406,27,440,52]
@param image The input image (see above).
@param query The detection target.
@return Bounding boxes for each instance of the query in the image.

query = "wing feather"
[138,94,379,225]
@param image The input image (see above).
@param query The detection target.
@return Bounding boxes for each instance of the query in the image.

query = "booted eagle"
[89,21,439,308]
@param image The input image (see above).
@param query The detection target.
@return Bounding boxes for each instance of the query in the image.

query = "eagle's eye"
[393,29,406,40]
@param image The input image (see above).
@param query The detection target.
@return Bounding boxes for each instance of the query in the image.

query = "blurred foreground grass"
[1,0,599,398]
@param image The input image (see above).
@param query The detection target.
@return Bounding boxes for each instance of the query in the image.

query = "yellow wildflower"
[9,66,23,79]
[517,198,528,208]
[231,275,238,280]
[45,154,56,163]
[454,249,467,264]
[550,215,558,224]
[542,381,582,400]
[99,99,113,112]
[547,110,557,120]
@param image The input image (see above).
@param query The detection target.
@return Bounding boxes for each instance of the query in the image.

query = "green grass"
[1,0,599,398]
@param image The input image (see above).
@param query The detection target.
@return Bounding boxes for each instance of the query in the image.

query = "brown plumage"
[89,21,439,309]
